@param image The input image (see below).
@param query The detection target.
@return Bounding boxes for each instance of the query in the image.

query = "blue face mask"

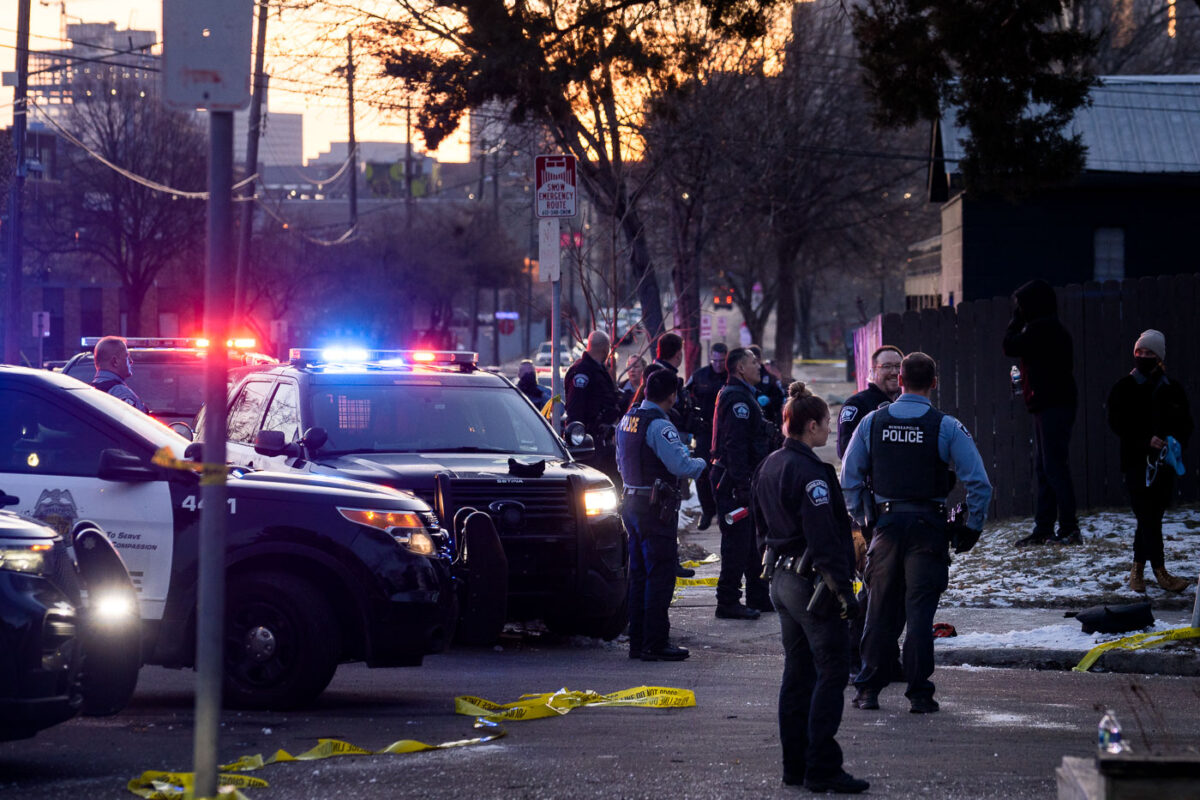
[757,394,770,408]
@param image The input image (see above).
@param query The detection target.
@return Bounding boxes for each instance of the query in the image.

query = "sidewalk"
[674,499,1200,678]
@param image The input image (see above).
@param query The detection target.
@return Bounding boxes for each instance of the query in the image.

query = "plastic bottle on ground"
[1098,709,1127,755]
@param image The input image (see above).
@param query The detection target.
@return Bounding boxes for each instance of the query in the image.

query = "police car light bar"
[289,348,479,367]
[81,336,257,349]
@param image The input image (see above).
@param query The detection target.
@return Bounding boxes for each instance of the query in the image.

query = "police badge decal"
[33,489,79,538]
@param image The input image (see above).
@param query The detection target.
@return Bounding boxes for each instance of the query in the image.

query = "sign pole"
[534,154,575,433]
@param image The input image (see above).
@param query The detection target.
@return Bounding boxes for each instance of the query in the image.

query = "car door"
[0,386,175,621]
[224,378,275,469]
[252,380,303,471]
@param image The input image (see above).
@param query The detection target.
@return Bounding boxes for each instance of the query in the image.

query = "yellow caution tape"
[455,686,695,723]
[152,446,228,485]
[854,580,863,595]
[540,394,562,420]
[676,576,719,587]
[127,770,265,800]
[680,554,719,568]
[126,722,506,799]
[1073,626,1200,672]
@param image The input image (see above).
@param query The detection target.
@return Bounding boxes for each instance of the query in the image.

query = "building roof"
[939,75,1200,175]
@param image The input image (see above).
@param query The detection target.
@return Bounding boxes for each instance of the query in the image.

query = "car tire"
[223,572,340,710]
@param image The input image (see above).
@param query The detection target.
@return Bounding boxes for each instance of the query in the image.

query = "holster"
[650,478,681,524]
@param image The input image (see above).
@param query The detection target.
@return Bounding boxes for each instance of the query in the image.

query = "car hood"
[311,452,596,491]
[229,470,431,510]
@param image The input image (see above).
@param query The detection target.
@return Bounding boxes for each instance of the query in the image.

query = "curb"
[936,646,1200,677]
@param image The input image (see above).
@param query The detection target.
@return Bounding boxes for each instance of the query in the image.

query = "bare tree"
[26,80,206,335]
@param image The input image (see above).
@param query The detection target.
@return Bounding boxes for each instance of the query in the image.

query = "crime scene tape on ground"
[680,554,719,568]
[1072,626,1200,672]
[455,686,695,723]
[152,446,228,486]
[126,721,506,799]
[676,576,719,587]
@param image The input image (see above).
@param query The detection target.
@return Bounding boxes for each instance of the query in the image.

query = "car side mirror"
[169,422,194,441]
[254,430,301,458]
[184,442,204,462]
[563,421,595,457]
[97,449,159,482]
[302,427,328,452]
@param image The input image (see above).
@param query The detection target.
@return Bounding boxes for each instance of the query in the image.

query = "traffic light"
[712,287,734,309]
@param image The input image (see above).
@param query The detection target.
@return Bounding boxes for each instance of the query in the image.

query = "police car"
[62,337,278,427]
[0,365,492,709]
[0,502,140,740]
[208,348,628,640]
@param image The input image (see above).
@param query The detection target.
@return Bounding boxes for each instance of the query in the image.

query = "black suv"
[0,366,499,709]
[212,349,628,640]
[62,337,278,426]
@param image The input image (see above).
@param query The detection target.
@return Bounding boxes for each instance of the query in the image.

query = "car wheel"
[223,572,340,710]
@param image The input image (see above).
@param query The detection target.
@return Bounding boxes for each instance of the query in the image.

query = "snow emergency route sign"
[535,154,577,218]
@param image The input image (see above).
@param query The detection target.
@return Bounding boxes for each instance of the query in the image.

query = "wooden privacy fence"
[854,275,1200,520]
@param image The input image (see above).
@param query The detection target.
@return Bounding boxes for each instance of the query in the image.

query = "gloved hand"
[835,589,860,621]
[951,524,982,554]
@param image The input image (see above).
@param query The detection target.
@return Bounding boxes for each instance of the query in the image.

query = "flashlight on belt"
[724,507,750,525]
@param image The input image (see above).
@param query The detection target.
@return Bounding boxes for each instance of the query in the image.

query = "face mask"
[1134,356,1158,375]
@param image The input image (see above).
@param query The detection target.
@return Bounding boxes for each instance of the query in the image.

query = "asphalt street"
[4,593,1200,800]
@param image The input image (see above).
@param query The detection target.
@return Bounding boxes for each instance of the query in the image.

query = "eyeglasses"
[873,363,902,373]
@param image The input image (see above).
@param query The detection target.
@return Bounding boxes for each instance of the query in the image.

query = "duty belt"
[773,555,812,576]
[623,487,653,497]
[875,500,946,516]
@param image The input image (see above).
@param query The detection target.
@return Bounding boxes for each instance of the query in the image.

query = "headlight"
[0,544,51,574]
[338,507,437,555]
[90,589,138,623]
[583,487,619,516]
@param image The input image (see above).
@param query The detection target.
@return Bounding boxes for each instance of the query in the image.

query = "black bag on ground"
[1072,601,1154,635]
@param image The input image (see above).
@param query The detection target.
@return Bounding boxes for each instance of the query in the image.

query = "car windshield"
[311,383,564,457]
[66,356,206,416]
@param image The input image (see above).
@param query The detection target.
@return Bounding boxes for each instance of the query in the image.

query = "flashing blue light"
[377,357,407,367]
[322,346,370,363]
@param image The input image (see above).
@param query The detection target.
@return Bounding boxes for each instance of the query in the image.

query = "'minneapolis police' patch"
[733,402,751,419]
[839,406,858,424]
[956,420,972,439]
[805,480,830,506]
[573,374,589,388]
[662,427,680,444]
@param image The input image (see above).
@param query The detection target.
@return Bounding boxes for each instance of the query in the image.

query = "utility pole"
[234,0,270,326]
[405,103,414,230]
[4,0,31,365]
[346,34,357,228]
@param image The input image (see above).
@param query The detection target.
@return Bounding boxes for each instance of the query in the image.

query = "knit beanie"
[1135,329,1165,360]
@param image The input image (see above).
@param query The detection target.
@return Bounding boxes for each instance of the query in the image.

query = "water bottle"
[724,507,750,525]
[1097,709,1127,754]
[1010,365,1022,397]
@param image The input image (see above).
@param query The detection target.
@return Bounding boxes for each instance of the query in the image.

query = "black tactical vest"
[616,405,676,489]
[869,404,952,500]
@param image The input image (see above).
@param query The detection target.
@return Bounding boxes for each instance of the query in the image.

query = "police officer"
[710,347,773,619]
[91,335,147,412]
[748,344,785,427]
[836,344,903,680]
[752,382,868,795]
[565,330,622,478]
[841,352,991,714]
[836,345,903,459]
[616,369,707,661]
[685,342,728,530]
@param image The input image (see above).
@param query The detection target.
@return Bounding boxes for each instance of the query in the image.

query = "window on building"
[1094,228,1125,281]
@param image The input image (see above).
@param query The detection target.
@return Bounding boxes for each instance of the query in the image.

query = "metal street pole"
[4,0,31,365]
[194,110,235,800]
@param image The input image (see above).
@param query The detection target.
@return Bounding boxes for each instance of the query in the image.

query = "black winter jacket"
[1002,279,1077,413]
[1107,367,1193,473]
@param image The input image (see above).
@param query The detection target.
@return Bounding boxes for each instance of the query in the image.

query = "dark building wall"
[957,176,1200,302]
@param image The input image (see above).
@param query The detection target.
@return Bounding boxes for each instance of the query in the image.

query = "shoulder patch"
[956,420,973,439]
[839,405,859,424]
[733,402,751,419]
[661,427,681,444]
[573,374,589,388]
[805,479,830,506]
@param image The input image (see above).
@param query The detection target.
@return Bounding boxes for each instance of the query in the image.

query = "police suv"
[208,348,628,640]
[0,365,488,709]
[62,337,278,427]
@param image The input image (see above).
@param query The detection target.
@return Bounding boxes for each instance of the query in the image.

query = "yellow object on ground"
[1072,626,1200,672]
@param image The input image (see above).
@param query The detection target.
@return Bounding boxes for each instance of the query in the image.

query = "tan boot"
[1151,563,1191,594]
[1129,562,1146,593]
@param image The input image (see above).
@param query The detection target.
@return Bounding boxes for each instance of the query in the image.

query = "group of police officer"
[569,334,993,794]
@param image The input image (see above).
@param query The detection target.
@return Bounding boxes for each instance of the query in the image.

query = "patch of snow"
[936,618,1183,651]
